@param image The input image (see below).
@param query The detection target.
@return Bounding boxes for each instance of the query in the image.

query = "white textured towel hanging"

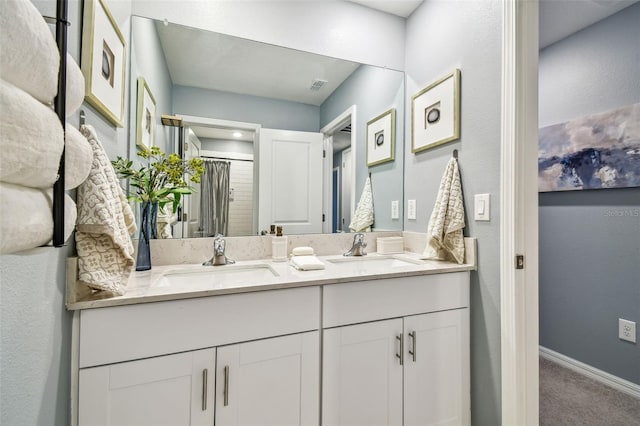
[349,176,374,232]
[422,157,466,264]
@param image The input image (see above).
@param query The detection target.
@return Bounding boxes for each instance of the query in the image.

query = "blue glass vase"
[136,201,158,271]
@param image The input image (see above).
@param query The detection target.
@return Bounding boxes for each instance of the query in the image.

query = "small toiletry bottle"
[272,227,287,262]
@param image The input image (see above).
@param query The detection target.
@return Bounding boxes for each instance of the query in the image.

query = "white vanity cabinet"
[74,287,320,426]
[78,349,216,426]
[322,272,470,426]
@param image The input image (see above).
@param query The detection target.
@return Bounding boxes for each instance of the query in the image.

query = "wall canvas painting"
[538,103,640,192]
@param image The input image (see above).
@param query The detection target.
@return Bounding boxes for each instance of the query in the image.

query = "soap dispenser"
[272,226,288,262]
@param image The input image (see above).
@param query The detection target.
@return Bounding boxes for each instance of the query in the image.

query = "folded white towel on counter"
[422,157,466,264]
[349,176,374,232]
[0,182,76,254]
[0,79,64,188]
[0,0,59,104]
[290,255,325,271]
[76,125,137,295]
[65,125,92,190]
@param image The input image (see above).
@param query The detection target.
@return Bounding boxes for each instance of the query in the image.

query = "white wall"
[0,1,132,425]
[131,0,406,70]
[404,1,503,424]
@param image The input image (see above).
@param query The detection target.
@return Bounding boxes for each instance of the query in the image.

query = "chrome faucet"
[203,234,236,266]
[344,233,367,257]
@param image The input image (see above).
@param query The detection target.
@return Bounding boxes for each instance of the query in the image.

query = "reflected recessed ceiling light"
[233,131,243,138]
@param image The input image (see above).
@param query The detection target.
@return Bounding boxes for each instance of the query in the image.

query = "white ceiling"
[539,0,638,48]
[190,126,254,142]
[155,22,360,107]
[345,0,424,17]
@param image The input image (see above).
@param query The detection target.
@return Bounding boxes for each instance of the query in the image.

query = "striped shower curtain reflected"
[200,159,230,237]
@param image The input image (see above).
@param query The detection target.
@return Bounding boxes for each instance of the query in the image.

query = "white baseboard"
[539,346,640,399]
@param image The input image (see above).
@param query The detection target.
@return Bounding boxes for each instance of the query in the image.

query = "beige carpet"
[540,357,640,426]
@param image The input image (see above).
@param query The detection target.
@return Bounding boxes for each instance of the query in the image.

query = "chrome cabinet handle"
[396,334,404,365]
[202,369,208,411]
[223,366,230,406]
[408,331,417,362]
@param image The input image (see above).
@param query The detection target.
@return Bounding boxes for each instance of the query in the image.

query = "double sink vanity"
[67,232,476,426]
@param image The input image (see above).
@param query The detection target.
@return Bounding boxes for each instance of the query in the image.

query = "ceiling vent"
[309,79,328,91]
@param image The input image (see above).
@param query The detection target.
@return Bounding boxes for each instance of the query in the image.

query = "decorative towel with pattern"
[76,125,137,295]
[422,157,466,264]
[349,176,374,232]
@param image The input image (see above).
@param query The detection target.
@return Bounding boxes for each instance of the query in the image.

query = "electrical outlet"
[619,319,636,343]
[391,200,399,219]
[407,200,417,220]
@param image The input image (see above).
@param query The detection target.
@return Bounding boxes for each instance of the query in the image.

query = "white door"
[78,349,215,426]
[215,332,319,426]
[259,128,323,234]
[340,148,352,232]
[184,129,202,238]
[323,319,403,426]
[403,310,470,426]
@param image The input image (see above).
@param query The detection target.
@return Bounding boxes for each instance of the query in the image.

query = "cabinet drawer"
[79,286,320,368]
[323,272,469,328]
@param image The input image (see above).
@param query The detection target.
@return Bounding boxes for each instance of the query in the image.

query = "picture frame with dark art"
[136,77,156,150]
[367,108,396,167]
[81,0,126,127]
[411,69,461,153]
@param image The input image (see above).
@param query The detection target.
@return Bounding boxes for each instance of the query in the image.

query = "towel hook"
[80,110,85,126]
[453,149,459,159]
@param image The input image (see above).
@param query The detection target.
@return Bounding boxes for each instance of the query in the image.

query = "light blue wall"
[173,85,320,132]
[539,3,640,385]
[200,138,254,156]
[130,16,174,156]
[0,1,133,425]
[404,1,503,424]
[320,65,405,231]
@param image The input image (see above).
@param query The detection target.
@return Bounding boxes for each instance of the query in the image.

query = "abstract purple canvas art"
[538,103,640,192]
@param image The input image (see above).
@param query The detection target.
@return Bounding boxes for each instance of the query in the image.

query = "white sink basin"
[325,255,423,271]
[154,264,279,291]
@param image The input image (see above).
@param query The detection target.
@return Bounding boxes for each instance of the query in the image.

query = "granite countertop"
[66,251,476,310]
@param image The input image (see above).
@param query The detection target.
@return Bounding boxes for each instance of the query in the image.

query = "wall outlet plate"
[407,199,416,220]
[391,200,399,219]
[619,318,636,343]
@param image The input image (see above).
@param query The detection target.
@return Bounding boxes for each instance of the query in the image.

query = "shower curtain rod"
[200,155,253,163]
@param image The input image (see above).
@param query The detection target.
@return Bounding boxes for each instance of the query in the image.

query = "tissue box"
[377,237,404,254]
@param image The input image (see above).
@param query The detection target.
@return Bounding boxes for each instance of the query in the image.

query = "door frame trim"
[500,0,539,424]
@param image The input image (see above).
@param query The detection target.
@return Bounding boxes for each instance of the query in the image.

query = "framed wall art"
[411,69,461,153]
[366,108,396,167]
[81,0,126,127]
[136,77,156,150]
[538,103,640,191]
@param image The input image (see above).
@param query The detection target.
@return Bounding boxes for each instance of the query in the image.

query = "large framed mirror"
[128,16,404,238]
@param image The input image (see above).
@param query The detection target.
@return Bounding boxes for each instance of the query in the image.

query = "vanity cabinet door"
[322,319,403,426]
[78,348,215,426]
[403,309,470,426]
[215,331,319,426]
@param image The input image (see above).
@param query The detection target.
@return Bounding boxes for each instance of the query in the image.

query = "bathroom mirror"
[128,16,404,237]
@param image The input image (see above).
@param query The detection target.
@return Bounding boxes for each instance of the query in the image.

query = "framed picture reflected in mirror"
[367,108,396,167]
[136,77,156,150]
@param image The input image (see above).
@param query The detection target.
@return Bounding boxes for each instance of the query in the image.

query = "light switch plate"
[391,200,399,219]
[474,194,490,221]
[407,199,416,220]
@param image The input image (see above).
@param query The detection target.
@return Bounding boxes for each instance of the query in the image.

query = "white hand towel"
[0,79,64,188]
[76,125,137,295]
[0,182,76,254]
[349,176,374,232]
[290,255,325,271]
[422,158,466,264]
[65,125,92,190]
[0,0,59,104]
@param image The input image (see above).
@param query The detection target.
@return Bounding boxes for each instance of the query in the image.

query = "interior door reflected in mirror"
[129,16,405,238]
